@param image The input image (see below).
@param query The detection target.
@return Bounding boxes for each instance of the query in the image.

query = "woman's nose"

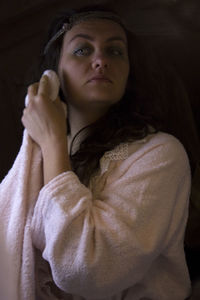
[91,52,109,70]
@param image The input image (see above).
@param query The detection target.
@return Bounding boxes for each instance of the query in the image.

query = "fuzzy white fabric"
[32,132,192,300]
[0,70,60,300]
[0,69,192,298]
[0,131,42,300]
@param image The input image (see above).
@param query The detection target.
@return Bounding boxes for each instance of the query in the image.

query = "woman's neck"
[67,104,107,153]
[67,104,108,139]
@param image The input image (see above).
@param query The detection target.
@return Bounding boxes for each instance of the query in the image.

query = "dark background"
[0,0,200,295]
[0,0,199,180]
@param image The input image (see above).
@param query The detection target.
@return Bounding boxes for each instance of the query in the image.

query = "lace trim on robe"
[100,139,147,175]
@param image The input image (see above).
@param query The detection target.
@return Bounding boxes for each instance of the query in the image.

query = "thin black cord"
[69,124,92,158]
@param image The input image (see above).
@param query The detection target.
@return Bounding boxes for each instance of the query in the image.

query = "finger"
[21,108,27,125]
[54,96,63,110]
[54,96,61,104]
[26,83,39,107]
[28,83,39,96]
[38,75,49,97]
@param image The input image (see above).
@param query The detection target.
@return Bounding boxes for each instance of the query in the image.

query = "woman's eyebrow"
[69,33,127,45]
[107,36,127,45]
[69,33,93,43]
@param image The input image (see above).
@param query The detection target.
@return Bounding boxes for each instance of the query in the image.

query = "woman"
[21,5,194,300]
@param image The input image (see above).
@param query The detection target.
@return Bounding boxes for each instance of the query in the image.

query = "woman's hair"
[30,4,200,185]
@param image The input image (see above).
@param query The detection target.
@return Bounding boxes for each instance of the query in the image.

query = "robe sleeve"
[31,134,191,299]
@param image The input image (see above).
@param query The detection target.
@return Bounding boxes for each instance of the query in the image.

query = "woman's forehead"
[63,19,127,44]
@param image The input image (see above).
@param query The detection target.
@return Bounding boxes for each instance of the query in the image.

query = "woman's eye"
[108,47,124,56]
[74,47,91,56]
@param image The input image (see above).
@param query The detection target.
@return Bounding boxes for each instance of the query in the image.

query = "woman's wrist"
[41,136,71,185]
[41,135,67,154]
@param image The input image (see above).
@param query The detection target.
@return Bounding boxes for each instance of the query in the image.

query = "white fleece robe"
[31,131,191,300]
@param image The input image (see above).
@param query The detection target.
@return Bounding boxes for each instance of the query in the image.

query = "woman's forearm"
[41,137,71,185]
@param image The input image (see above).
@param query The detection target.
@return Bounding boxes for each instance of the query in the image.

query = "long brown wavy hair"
[30,4,200,185]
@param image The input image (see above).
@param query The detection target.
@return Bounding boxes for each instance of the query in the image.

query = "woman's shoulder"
[99,132,190,176]
[104,131,188,163]
[97,131,191,183]
[130,131,188,157]
[129,131,190,171]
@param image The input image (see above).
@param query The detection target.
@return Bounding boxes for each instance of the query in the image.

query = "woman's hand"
[21,75,67,150]
[22,75,71,185]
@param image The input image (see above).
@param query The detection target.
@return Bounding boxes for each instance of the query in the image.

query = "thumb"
[53,95,61,104]
[54,96,68,117]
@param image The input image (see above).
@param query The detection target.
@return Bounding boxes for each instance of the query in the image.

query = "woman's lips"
[88,76,112,83]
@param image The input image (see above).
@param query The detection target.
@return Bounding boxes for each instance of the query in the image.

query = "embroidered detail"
[99,143,129,175]
[104,143,129,160]
[99,139,147,175]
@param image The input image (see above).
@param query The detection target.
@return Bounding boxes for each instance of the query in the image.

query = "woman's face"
[58,19,130,112]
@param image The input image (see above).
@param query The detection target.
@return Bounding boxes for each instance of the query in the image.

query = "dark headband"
[44,10,125,54]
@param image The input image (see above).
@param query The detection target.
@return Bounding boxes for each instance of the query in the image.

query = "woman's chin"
[85,99,112,112]
[87,92,119,105]
[88,97,117,108]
